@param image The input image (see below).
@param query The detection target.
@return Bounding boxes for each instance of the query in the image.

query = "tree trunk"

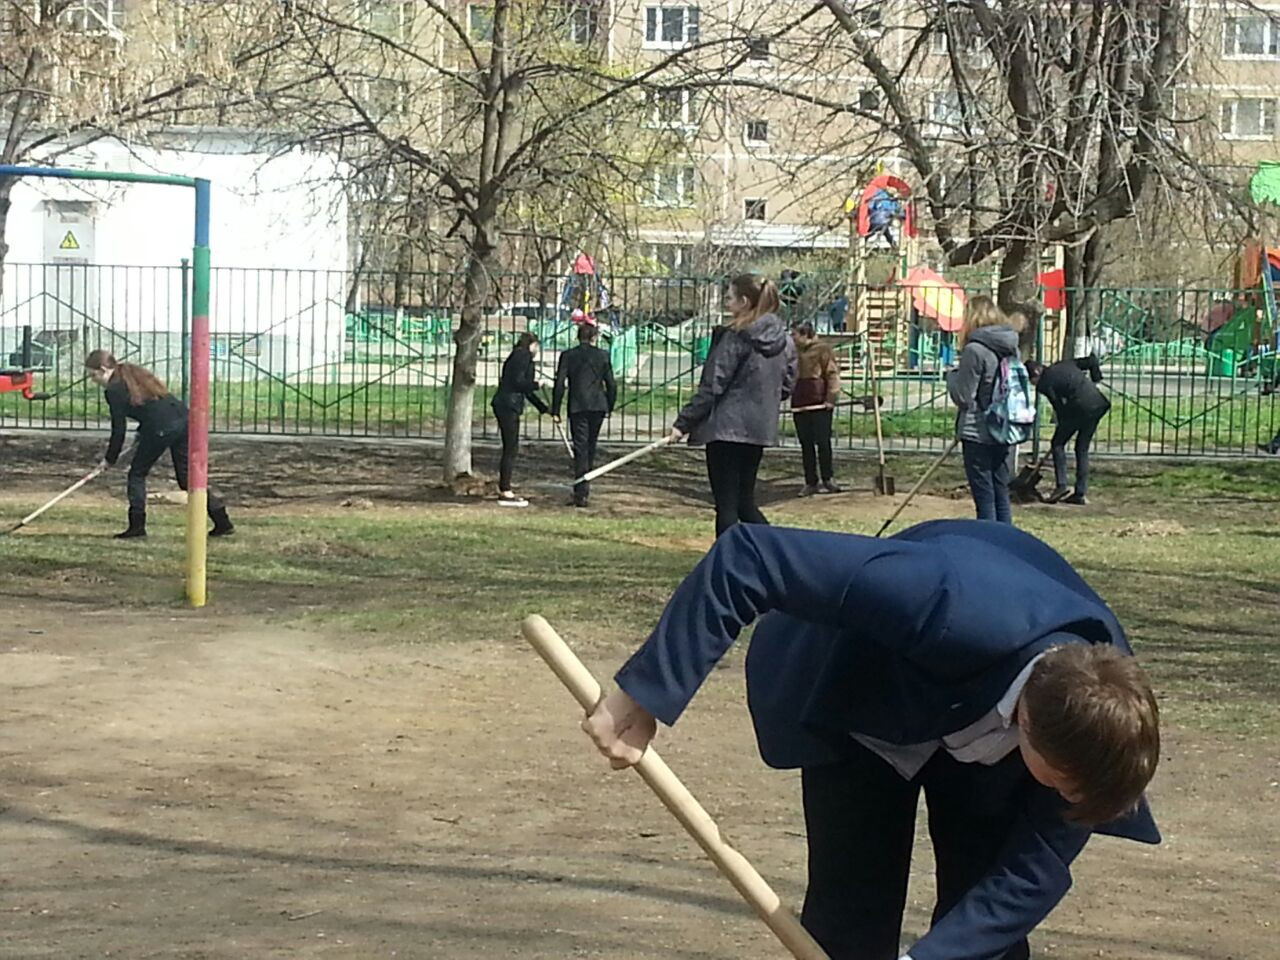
[442,231,498,481]
[996,239,1041,315]
[1062,228,1107,354]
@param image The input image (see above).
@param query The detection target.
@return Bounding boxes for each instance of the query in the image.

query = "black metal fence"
[2,263,1277,458]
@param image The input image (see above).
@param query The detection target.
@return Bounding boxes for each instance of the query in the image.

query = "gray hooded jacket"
[947,325,1020,444]
[676,313,797,446]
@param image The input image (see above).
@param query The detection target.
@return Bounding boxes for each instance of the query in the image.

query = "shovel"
[865,339,895,495]
[1010,449,1052,504]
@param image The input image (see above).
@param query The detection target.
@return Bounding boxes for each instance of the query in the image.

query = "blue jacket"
[615,519,1159,960]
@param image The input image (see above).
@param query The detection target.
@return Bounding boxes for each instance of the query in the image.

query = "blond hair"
[958,295,1007,347]
[727,274,781,330]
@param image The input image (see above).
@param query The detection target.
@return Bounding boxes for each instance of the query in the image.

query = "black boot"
[209,507,235,537]
[114,508,147,540]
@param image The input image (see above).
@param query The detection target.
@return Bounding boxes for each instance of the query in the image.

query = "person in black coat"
[491,332,549,505]
[1026,356,1110,505]
[85,350,234,539]
[552,322,617,507]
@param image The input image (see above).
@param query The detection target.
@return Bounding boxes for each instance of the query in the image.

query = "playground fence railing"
[1,263,1277,459]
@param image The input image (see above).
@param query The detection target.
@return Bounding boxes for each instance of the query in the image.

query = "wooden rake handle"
[573,435,673,485]
[521,615,829,960]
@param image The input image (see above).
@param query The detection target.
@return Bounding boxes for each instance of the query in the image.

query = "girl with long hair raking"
[85,350,234,539]
[490,331,549,506]
[669,274,797,536]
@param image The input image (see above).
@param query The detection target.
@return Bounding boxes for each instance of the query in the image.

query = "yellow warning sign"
[59,230,80,251]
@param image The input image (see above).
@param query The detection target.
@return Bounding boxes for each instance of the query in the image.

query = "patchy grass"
[2,441,1277,741]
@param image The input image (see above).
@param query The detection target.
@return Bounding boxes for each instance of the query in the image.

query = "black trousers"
[801,742,1032,960]
[128,429,225,516]
[570,410,605,502]
[495,407,521,490]
[793,409,835,485]
[704,441,767,537]
[962,440,1013,523]
[1050,407,1107,495]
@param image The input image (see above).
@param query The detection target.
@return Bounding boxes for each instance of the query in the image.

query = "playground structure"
[843,173,922,371]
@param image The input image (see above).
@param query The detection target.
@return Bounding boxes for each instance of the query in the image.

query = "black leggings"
[704,441,767,537]
[494,408,521,490]
[129,429,225,516]
[793,409,834,485]
[1050,409,1106,495]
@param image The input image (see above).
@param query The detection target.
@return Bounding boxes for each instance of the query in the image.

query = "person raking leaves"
[86,350,234,539]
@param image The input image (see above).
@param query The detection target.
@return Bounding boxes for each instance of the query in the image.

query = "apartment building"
[9,1,1279,279]
[612,1,1280,275]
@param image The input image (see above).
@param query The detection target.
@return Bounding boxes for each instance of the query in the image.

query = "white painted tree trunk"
[442,248,495,481]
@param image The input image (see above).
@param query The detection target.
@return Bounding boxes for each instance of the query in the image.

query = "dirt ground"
[1,433,1278,959]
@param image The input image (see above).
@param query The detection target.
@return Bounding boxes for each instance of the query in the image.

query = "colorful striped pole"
[187,179,212,607]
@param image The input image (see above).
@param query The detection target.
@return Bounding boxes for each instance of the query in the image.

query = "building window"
[360,1,414,40]
[364,78,408,119]
[744,119,768,145]
[1220,98,1276,139]
[858,88,880,112]
[468,4,494,41]
[565,2,600,45]
[62,0,124,34]
[744,198,767,221]
[645,165,697,206]
[859,7,883,35]
[644,6,699,49]
[649,87,696,128]
[928,90,964,127]
[1222,17,1280,58]
[648,243,695,273]
[747,36,770,61]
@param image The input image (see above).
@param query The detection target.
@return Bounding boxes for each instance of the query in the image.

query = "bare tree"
[0,1,297,293]
[695,1,1267,319]
[260,0,741,480]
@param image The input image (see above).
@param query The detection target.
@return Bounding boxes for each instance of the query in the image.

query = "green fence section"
[2,263,1278,457]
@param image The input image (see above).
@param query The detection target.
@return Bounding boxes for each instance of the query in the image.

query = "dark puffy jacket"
[675,313,797,446]
[1037,356,1110,420]
[104,376,187,465]
[947,325,1021,444]
[491,345,548,417]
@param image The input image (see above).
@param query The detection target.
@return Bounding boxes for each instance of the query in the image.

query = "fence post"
[180,257,190,404]
[1032,309,1044,461]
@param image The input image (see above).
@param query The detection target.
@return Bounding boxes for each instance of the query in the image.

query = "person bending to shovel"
[584,518,1160,960]
[1025,357,1110,505]
[86,350,234,539]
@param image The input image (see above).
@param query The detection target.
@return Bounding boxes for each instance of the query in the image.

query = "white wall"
[1,138,349,375]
